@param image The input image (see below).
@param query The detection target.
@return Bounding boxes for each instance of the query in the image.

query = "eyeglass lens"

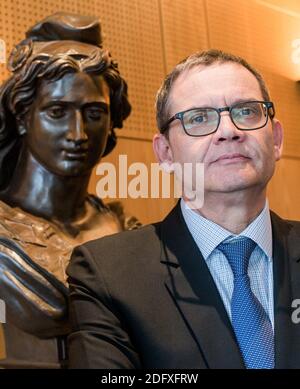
[183,102,268,135]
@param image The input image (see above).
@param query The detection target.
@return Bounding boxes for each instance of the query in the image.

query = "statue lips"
[62,146,88,160]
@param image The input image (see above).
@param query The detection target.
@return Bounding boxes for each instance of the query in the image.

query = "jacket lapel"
[271,212,300,368]
[161,202,244,368]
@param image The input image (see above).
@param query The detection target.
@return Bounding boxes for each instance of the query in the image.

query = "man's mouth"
[213,153,250,164]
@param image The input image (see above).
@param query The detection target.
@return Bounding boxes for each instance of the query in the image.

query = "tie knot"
[218,237,256,276]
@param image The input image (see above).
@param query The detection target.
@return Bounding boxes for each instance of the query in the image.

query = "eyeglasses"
[161,101,275,137]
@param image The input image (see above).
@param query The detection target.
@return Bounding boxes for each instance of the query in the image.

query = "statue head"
[0,12,131,187]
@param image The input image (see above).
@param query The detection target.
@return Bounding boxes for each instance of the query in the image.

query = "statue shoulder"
[0,200,71,285]
[87,194,142,230]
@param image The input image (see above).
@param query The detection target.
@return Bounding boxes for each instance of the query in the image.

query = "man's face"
[154,62,283,197]
[21,72,111,176]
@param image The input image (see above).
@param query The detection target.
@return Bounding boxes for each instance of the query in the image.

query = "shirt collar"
[180,198,272,261]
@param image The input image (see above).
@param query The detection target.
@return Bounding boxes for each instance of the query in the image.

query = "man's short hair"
[156,49,271,135]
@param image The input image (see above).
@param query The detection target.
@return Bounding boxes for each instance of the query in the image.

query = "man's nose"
[213,112,245,143]
[66,110,88,144]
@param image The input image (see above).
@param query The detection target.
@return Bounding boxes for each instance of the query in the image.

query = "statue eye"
[46,105,66,119]
[85,106,107,121]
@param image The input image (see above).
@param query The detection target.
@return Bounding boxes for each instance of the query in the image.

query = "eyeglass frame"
[160,100,275,136]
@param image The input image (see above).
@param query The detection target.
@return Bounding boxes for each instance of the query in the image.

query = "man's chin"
[204,178,260,194]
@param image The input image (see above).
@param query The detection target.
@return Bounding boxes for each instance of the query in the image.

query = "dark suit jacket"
[67,202,300,368]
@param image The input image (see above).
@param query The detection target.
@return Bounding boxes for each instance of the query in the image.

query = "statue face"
[21,72,111,176]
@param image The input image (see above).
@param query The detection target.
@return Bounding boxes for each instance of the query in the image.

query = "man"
[67,49,300,368]
[0,12,135,368]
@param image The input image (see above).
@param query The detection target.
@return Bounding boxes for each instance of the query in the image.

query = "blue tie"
[218,238,274,369]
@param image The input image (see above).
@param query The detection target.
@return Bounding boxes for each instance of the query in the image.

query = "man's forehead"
[168,62,263,108]
[174,62,258,88]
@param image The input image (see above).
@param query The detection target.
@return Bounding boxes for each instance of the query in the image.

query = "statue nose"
[66,110,88,143]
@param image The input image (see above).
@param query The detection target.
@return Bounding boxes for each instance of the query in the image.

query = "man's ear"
[272,119,283,161]
[153,133,174,172]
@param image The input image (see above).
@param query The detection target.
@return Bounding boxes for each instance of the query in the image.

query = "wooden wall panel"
[268,157,300,220]
[205,0,300,159]
[262,72,300,159]
[88,137,175,225]
[90,0,165,140]
[160,0,209,72]
[206,0,300,80]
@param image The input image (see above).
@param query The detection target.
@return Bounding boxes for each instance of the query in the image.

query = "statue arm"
[0,237,69,338]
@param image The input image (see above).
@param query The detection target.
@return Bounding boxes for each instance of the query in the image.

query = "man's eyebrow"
[229,98,263,105]
[187,98,263,109]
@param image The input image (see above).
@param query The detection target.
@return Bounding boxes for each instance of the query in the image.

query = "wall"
[0,0,300,224]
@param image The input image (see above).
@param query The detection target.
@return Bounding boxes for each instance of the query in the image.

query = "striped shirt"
[180,198,274,329]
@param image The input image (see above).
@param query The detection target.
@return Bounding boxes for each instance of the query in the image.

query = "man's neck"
[184,189,267,234]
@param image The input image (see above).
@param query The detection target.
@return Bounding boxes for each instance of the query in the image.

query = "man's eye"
[241,108,252,116]
[47,106,66,119]
[238,106,259,117]
[190,114,207,124]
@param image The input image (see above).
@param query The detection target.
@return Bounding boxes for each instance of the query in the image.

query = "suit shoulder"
[271,210,300,240]
[73,223,163,283]
[284,219,300,238]
[287,220,300,229]
[83,222,162,257]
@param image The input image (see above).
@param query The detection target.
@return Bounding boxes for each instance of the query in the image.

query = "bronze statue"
[0,12,136,368]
